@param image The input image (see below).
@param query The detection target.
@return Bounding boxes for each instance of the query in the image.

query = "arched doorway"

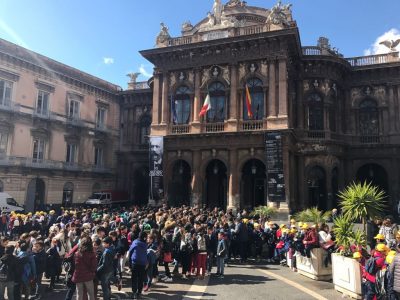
[134,166,149,206]
[205,159,227,209]
[168,160,191,207]
[356,164,388,194]
[241,159,266,209]
[331,167,339,209]
[62,182,74,207]
[26,178,45,212]
[307,166,327,211]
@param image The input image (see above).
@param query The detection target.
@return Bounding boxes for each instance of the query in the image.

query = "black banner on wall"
[149,136,164,202]
[265,132,286,202]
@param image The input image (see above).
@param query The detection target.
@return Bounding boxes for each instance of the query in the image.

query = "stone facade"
[0,38,120,210]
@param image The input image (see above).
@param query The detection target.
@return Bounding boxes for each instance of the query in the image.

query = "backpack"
[0,260,8,281]
[365,257,378,275]
[198,236,207,252]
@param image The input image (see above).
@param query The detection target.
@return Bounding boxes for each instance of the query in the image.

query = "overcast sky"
[0,0,399,89]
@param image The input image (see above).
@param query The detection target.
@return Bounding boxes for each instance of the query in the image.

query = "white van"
[0,193,24,213]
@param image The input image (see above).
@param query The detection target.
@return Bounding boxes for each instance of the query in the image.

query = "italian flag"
[199,94,211,117]
[245,85,253,119]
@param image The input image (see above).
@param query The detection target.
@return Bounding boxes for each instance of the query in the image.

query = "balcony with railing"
[359,135,381,144]
[170,124,190,135]
[346,52,399,67]
[0,101,20,113]
[307,130,326,139]
[202,122,225,133]
[66,117,85,127]
[241,120,264,131]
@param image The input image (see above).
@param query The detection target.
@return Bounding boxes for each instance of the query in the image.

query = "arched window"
[359,99,379,136]
[243,78,264,120]
[62,182,74,207]
[207,81,226,123]
[308,93,324,130]
[139,115,151,145]
[173,86,191,124]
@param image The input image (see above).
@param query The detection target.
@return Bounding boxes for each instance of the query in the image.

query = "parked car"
[0,192,24,213]
[85,190,129,206]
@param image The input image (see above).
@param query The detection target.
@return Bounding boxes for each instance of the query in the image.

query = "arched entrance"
[26,178,45,212]
[62,182,74,207]
[241,159,266,209]
[356,163,388,194]
[133,166,149,206]
[205,159,227,209]
[307,166,327,211]
[168,160,191,207]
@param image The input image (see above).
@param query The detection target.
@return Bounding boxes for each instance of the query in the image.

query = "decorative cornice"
[0,68,19,82]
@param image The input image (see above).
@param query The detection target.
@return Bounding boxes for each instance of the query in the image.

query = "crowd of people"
[0,206,399,299]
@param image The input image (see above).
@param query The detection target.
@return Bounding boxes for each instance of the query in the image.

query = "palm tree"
[338,181,386,233]
[250,206,277,219]
[333,214,366,256]
[294,207,331,225]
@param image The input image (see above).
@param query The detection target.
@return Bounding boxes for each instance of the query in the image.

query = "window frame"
[207,81,226,123]
[66,143,77,164]
[94,147,103,167]
[96,107,106,128]
[243,78,264,120]
[359,99,379,136]
[68,98,80,119]
[36,90,50,116]
[173,86,192,125]
[307,93,324,131]
[32,138,45,162]
[0,79,13,107]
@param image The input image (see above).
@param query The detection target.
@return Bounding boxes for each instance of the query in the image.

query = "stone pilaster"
[228,150,239,210]
[227,65,238,131]
[191,150,202,207]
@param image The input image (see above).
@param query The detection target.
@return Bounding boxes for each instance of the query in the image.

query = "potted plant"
[293,207,332,281]
[250,205,277,225]
[332,182,385,299]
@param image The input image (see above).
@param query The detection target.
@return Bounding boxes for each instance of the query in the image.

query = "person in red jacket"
[72,237,98,300]
[302,225,319,258]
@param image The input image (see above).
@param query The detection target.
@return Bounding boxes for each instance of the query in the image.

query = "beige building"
[0,38,121,211]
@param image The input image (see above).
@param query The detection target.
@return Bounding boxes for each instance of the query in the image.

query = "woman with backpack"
[72,237,97,300]
[196,228,208,279]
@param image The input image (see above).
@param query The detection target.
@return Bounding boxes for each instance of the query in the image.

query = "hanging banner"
[149,136,164,202]
[265,132,286,202]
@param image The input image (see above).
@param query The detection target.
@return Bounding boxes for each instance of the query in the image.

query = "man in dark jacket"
[128,232,148,299]
[33,241,47,299]
[234,218,249,263]
[0,245,16,300]
[97,237,115,300]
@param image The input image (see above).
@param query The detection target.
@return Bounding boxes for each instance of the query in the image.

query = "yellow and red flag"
[245,85,253,119]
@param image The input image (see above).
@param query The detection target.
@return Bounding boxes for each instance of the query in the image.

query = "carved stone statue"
[266,0,292,27]
[212,0,224,24]
[156,22,171,47]
[220,11,238,27]
[226,0,247,7]
[127,72,141,83]
[206,12,216,27]
[181,21,193,33]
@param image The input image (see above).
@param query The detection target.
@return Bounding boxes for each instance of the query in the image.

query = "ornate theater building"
[135,0,400,214]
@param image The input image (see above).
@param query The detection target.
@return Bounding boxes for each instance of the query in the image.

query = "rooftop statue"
[156,22,171,47]
[379,39,400,52]
[181,21,193,33]
[226,0,247,8]
[213,0,224,24]
[267,0,292,27]
[127,72,141,83]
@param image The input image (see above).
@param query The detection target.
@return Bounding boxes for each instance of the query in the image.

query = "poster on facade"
[265,132,286,202]
[149,136,164,202]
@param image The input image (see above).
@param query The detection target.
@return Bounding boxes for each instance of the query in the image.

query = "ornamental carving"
[266,0,293,28]
[156,22,171,48]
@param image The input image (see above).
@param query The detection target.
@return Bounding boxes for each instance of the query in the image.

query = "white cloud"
[103,57,114,65]
[364,28,400,56]
[139,64,153,78]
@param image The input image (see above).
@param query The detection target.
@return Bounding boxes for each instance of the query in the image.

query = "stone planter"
[332,253,362,299]
[296,248,332,281]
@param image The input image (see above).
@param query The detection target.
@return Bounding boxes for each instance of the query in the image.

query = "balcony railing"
[0,101,20,113]
[241,120,264,131]
[360,135,381,144]
[203,122,225,133]
[66,117,85,127]
[302,46,322,56]
[170,124,190,134]
[91,165,112,173]
[307,130,326,139]
[347,52,399,67]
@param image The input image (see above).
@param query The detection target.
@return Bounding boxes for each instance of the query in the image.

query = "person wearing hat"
[234,217,249,263]
[374,233,386,245]
[363,243,387,300]
[379,217,398,249]
[302,224,319,258]
[389,246,400,298]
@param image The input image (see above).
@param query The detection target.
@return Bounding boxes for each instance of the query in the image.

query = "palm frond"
[250,206,277,219]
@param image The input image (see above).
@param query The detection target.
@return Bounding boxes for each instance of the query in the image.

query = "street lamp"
[213,162,219,175]
[251,162,257,175]
[179,160,184,175]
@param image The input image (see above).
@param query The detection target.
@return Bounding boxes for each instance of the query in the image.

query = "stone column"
[278,59,288,117]
[160,72,169,125]
[268,61,276,117]
[388,85,395,134]
[297,80,304,129]
[227,65,238,131]
[191,150,202,207]
[228,150,239,210]
[151,73,160,125]
[192,69,201,133]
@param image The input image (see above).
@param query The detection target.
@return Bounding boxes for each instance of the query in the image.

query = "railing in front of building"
[241,120,264,131]
[307,130,326,139]
[360,135,381,144]
[302,46,322,56]
[203,122,225,133]
[66,117,85,127]
[170,124,190,134]
[0,155,113,173]
[0,101,20,113]
[347,52,399,67]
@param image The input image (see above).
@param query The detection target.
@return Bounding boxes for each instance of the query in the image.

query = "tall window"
[94,147,103,167]
[0,79,12,106]
[0,133,8,154]
[243,78,264,120]
[36,90,49,116]
[96,107,106,128]
[308,93,324,130]
[359,99,379,136]
[173,86,191,124]
[32,139,45,162]
[68,99,80,119]
[207,81,226,122]
[66,144,77,164]
[139,116,151,145]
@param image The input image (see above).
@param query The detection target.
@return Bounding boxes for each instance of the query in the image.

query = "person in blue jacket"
[128,231,148,299]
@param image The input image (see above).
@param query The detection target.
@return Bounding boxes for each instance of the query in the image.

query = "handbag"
[321,240,335,250]
[163,252,172,263]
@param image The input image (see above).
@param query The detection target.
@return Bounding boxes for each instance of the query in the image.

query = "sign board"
[265,132,286,202]
[202,30,229,41]
[149,136,164,201]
